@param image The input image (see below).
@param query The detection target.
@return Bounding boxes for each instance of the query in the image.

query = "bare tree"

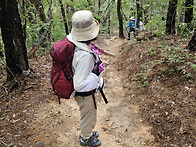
[98,0,101,17]
[30,0,47,23]
[136,0,142,29]
[0,0,29,81]
[108,11,111,34]
[184,0,193,30]
[117,0,125,38]
[66,0,74,32]
[30,0,49,42]
[59,0,69,35]
[166,0,178,34]
[18,0,27,40]
[0,41,3,57]
[187,29,196,51]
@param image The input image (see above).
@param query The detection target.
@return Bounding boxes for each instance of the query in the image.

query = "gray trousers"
[75,94,97,139]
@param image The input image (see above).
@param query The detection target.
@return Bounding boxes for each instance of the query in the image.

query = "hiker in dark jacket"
[67,10,104,147]
[126,16,137,40]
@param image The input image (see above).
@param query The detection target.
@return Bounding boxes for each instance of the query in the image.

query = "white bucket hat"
[71,10,100,42]
[130,16,135,21]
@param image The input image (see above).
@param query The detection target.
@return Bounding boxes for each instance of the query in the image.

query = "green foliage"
[26,23,39,49]
[1,0,196,58]
[132,38,196,89]
[188,62,196,71]
[147,47,158,56]
[7,143,13,147]
[177,23,192,36]
[145,16,165,36]
[159,45,195,79]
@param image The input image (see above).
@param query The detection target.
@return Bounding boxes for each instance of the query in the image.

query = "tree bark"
[117,0,125,38]
[166,0,178,34]
[100,0,115,29]
[108,12,111,34]
[25,0,36,23]
[136,0,142,28]
[59,0,69,35]
[30,0,48,40]
[30,0,47,23]
[18,0,27,40]
[98,0,101,17]
[0,42,3,57]
[47,0,53,20]
[184,0,193,30]
[187,29,196,51]
[66,0,74,32]
[0,0,29,81]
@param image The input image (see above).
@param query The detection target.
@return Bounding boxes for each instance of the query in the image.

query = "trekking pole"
[124,27,130,40]
[98,87,108,104]
[124,27,128,33]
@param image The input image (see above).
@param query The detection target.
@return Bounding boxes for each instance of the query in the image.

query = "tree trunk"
[47,0,53,43]
[143,6,149,24]
[66,0,74,32]
[0,0,29,81]
[59,0,69,35]
[184,0,193,30]
[108,12,111,34]
[30,0,48,40]
[25,0,36,23]
[70,0,74,14]
[136,0,142,28]
[187,29,196,51]
[98,0,101,17]
[47,0,53,20]
[18,0,27,40]
[30,0,47,23]
[0,41,3,57]
[166,0,178,34]
[117,0,125,38]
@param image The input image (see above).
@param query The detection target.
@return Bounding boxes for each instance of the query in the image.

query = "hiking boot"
[79,131,99,139]
[80,135,101,147]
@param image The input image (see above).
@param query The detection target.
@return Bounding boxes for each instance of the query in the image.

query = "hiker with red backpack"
[50,10,105,146]
[69,10,104,147]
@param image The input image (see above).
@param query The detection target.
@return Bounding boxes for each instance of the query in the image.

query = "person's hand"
[92,61,105,76]
[98,62,105,73]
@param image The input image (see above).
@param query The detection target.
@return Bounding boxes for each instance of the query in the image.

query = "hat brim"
[71,19,100,42]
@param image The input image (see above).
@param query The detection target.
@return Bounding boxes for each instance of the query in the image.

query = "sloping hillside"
[117,34,196,146]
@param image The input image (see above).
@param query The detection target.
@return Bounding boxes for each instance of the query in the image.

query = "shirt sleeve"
[76,73,100,92]
[126,21,131,28]
[73,51,98,92]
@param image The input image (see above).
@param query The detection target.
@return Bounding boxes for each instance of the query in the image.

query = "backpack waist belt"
[75,89,96,97]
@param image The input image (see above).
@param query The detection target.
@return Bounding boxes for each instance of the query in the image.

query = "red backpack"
[50,37,75,104]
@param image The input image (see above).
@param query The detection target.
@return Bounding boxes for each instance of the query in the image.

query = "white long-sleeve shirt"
[67,34,103,92]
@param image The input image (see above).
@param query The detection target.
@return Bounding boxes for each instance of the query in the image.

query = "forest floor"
[0,32,195,147]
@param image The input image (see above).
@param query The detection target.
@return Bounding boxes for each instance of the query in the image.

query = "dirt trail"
[24,36,154,147]
[1,34,195,147]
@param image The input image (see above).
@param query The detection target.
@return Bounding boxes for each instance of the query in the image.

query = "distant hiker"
[67,10,104,146]
[126,16,137,40]
[139,21,145,32]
